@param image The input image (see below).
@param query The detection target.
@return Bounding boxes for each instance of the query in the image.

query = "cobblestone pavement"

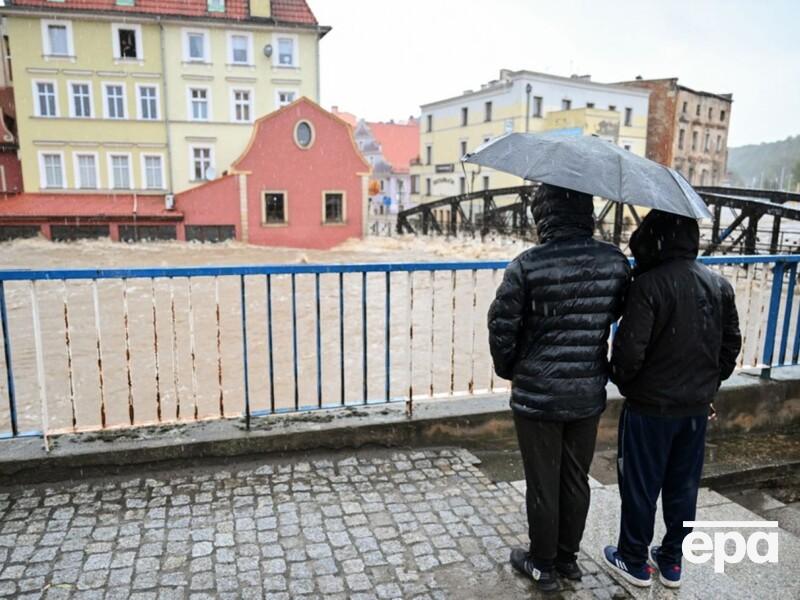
[0,448,629,599]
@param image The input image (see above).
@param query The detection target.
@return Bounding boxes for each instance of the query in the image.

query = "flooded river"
[0,235,788,436]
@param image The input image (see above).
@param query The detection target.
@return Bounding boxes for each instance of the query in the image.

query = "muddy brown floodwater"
[0,235,790,436]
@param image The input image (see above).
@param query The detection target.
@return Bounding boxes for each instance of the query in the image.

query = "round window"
[295,121,314,148]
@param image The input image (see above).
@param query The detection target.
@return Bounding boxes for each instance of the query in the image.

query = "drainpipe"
[525,83,532,133]
[158,18,175,194]
[315,29,321,102]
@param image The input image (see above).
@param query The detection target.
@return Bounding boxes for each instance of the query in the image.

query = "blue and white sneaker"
[602,545,653,588]
[650,546,681,588]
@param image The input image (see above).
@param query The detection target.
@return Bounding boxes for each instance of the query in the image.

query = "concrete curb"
[1,369,799,483]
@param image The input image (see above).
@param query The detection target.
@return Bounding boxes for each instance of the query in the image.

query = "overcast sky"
[311,0,799,147]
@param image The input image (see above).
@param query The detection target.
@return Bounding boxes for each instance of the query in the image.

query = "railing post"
[0,281,18,437]
[761,261,785,378]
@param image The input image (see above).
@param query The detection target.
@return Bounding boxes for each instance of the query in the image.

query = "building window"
[708,107,713,120]
[682,101,688,113]
[143,155,163,189]
[561,99,572,110]
[691,130,698,151]
[482,176,490,190]
[460,140,467,158]
[277,90,296,107]
[704,131,710,152]
[41,153,64,188]
[461,107,468,127]
[484,101,492,122]
[113,24,141,59]
[425,178,431,196]
[109,154,131,189]
[533,96,543,118]
[411,175,418,194]
[43,21,72,57]
[277,37,295,66]
[75,153,98,189]
[263,192,286,223]
[426,114,432,132]
[459,176,466,195]
[695,103,701,117]
[229,33,251,65]
[716,135,722,153]
[678,128,685,150]
[69,82,92,118]
[189,87,209,121]
[608,104,616,112]
[586,102,595,109]
[323,192,344,224]
[623,144,631,151]
[720,109,726,122]
[184,30,209,62]
[35,81,58,117]
[231,89,252,122]
[104,83,126,119]
[425,145,432,165]
[624,107,633,127]
[137,85,158,120]
[191,146,213,181]
[3,36,11,82]
[294,120,314,148]
[207,0,225,12]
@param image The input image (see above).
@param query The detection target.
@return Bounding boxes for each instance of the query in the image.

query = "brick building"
[618,77,732,186]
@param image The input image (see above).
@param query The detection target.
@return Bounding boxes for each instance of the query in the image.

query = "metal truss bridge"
[396,185,800,255]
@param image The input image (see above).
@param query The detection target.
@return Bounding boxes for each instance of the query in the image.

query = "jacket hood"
[630,209,699,276]
[531,184,594,243]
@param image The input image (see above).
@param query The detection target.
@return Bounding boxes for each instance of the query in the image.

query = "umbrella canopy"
[462,132,712,219]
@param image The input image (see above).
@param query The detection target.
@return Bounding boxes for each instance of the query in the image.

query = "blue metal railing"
[0,255,798,446]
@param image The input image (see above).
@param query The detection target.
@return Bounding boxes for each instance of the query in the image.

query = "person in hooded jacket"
[488,183,630,593]
[602,210,741,589]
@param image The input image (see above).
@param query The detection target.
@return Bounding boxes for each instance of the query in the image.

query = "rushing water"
[0,234,788,436]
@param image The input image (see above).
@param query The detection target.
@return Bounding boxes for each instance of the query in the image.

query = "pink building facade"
[0,99,371,248]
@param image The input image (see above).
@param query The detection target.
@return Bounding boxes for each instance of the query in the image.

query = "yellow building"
[410,69,650,205]
[0,0,329,195]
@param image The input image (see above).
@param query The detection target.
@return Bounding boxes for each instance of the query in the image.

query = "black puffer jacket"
[610,210,742,417]
[488,184,631,421]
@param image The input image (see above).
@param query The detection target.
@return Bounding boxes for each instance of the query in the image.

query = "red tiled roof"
[368,120,419,174]
[331,107,358,127]
[7,0,319,26]
[0,193,182,221]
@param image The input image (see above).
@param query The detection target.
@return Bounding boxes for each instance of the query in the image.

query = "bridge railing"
[0,255,798,448]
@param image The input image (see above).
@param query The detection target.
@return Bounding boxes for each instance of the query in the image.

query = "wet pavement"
[0,447,629,600]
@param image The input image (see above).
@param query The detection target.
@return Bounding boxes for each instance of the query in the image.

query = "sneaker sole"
[602,553,652,588]
[649,559,681,589]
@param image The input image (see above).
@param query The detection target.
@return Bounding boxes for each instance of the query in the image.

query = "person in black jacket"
[488,184,630,593]
[602,210,742,589]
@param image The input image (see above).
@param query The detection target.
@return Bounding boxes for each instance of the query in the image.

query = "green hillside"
[727,135,800,189]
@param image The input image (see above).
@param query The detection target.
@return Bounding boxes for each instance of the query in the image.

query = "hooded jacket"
[488,184,631,421]
[610,210,742,416]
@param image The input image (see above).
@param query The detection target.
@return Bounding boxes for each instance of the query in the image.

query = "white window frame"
[107,152,133,189]
[272,33,299,68]
[102,82,127,119]
[230,87,254,123]
[140,153,165,190]
[41,19,74,58]
[187,86,212,121]
[135,83,160,120]
[189,145,215,182]
[32,79,59,117]
[226,31,253,66]
[321,190,347,225]
[111,23,143,60]
[183,28,210,63]
[68,80,93,118]
[275,89,297,108]
[38,150,65,189]
[73,151,100,189]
